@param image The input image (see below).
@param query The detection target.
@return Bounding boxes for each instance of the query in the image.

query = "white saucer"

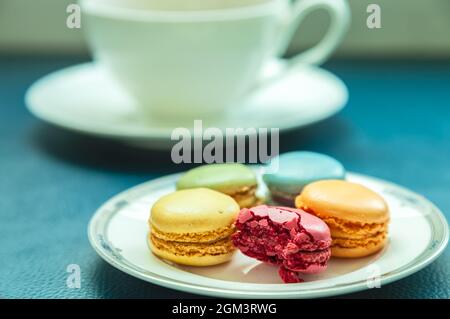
[88,169,448,298]
[26,60,348,149]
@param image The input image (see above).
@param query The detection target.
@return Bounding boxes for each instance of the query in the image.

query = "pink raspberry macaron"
[232,205,331,283]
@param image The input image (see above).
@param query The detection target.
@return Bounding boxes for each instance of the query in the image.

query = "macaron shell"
[150,188,240,233]
[263,151,345,195]
[176,163,257,193]
[236,205,331,245]
[296,180,389,224]
[296,209,332,242]
[148,235,235,266]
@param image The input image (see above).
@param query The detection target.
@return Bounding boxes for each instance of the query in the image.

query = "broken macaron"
[231,205,331,283]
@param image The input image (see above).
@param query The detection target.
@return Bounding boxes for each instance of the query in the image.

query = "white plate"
[25,61,348,150]
[88,170,448,298]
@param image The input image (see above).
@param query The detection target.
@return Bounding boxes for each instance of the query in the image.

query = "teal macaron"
[263,151,345,206]
[176,163,258,208]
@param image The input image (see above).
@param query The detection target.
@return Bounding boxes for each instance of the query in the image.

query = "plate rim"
[87,172,449,298]
[25,61,348,144]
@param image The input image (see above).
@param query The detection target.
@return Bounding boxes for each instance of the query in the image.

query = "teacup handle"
[278,0,350,66]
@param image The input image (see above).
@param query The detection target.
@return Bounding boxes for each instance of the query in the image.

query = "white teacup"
[80,0,350,120]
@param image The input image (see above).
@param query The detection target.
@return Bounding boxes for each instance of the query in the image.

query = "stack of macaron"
[295,180,389,258]
[149,188,240,266]
[147,151,390,283]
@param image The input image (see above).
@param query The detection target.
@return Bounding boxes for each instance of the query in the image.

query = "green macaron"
[177,163,258,208]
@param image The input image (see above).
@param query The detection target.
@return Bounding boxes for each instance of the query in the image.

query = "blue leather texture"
[0,56,449,298]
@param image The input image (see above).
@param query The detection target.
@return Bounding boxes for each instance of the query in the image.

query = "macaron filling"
[268,188,300,206]
[332,232,386,249]
[150,233,235,257]
[232,205,331,283]
[225,185,258,208]
[150,224,235,243]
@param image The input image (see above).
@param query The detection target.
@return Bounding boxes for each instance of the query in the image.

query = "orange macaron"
[295,180,389,258]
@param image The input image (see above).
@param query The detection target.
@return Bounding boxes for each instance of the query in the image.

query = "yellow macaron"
[295,180,390,258]
[149,188,240,266]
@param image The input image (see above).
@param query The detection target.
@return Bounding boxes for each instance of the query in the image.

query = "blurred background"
[1,0,450,58]
[1,0,449,299]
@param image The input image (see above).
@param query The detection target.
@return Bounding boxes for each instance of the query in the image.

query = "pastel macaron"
[149,188,240,266]
[263,151,345,206]
[232,205,331,283]
[295,180,390,258]
[177,163,258,208]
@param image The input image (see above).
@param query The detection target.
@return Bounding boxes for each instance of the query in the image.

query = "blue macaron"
[263,151,345,206]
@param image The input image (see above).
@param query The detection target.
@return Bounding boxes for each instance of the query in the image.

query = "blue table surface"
[1,55,449,299]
